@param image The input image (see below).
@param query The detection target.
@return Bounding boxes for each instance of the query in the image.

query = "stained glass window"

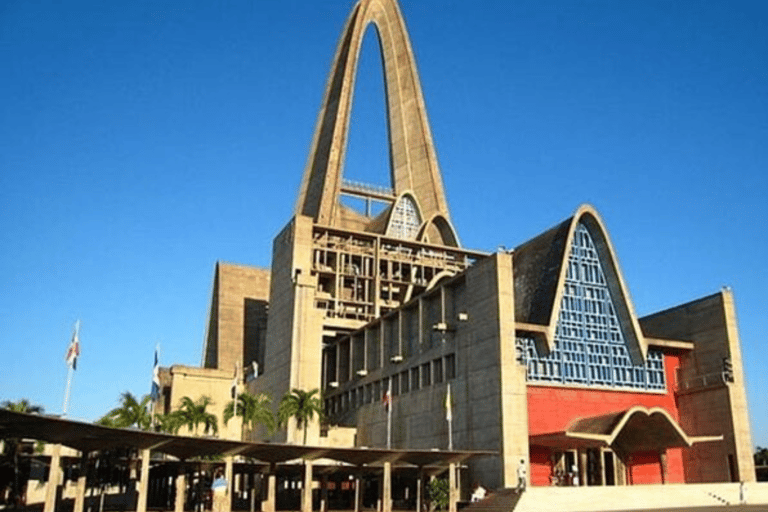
[517,222,665,391]
[389,195,421,240]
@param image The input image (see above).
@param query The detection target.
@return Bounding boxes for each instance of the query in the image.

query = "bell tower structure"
[253,0,484,444]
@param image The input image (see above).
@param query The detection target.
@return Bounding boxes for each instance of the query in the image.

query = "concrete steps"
[467,482,768,512]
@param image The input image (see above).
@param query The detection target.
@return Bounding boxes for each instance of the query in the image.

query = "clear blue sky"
[2,1,766,448]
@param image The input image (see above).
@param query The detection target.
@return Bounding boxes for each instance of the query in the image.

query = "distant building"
[160,0,755,491]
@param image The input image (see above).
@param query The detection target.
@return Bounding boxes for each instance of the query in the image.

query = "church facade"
[167,0,755,492]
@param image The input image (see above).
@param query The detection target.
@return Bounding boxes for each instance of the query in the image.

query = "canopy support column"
[263,464,276,512]
[383,462,392,512]
[448,462,458,512]
[302,462,313,512]
[136,448,151,512]
[43,444,62,512]
[175,465,186,512]
[354,470,363,512]
[225,456,234,512]
[73,454,87,512]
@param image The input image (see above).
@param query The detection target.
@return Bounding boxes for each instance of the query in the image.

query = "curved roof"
[530,406,722,454]
[513,204,647,362]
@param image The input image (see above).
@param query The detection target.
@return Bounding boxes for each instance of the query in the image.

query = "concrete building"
[161,0,755,494]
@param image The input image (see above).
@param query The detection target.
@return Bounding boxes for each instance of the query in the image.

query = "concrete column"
[354,471,363,512]
[136,448,151,512]
[225,456,234,512]
[448,463,458,512]
[659,451,668,485]
[74,472,87,512]
[302,462,313,512]
[263,464,277,512]
[578,450,588,487]
[320,474,329,512]
[175,467,186,512]
[415,468,423,512]
[43,444,62,512]
[382,463,392,512]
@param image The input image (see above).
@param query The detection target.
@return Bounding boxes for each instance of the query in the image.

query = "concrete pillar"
[415,468,423,512]
[578,450,588,487]
[320,474,329,512]
[225,456,234,512]
[73,472,87,512]
[354,471,363,512]
[43,444,62,512]
[659,451,668,485]
[302,462,313,512]
[175,467,186,512]
[263,465,277,512]
[382,462,392,512]
[136,448,151,512]
[448,463,458,512]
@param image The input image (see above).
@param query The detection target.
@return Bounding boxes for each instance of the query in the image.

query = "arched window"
[517,222,665,391]
[388,195,421,240]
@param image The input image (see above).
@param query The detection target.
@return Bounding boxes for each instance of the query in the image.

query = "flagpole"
[62,365,74,416]
[446,383,453,451]
[386,378,392,449]
[151,344,160,429]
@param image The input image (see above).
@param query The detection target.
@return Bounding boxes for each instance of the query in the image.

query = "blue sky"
[1,1,766,448]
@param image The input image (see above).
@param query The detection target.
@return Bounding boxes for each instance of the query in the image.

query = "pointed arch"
[385,192,423,240]
[417,213,460,247]
[546,204,647,362]
[295,0,454,238]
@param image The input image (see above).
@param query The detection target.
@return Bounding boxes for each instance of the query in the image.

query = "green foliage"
[175,396,218,436]
[1,399,44,414]
[154,412,183,434]
[278,388,323,444]
[427,478,449,511]
[755,446,768,466]
[98,392,152,430]
[224,391,275,436]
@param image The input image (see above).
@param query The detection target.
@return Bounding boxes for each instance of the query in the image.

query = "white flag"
[150,348,160,400]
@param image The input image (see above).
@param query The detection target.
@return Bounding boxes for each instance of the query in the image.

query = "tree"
[154,412,183,434]
[755,446,768,466]
[175,396,218,436]
[1,399,44,415]
[426,477,449,512]
[97,392,152,430]
[278,388,323,445]
[224,392,275,438]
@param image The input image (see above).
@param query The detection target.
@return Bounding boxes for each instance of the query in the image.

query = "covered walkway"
[0,410,494,512]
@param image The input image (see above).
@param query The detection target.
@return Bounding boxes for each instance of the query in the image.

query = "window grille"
[390,196,421,240]
[517,222,665,391]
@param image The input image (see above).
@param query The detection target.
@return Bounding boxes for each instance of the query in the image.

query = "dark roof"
[512,217,571,325]
[0,410,493,467]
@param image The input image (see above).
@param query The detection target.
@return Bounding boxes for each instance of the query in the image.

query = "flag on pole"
[383,384,392,412]
[150,348,161,401]
[65,321,80,370]
[445,382,452,422]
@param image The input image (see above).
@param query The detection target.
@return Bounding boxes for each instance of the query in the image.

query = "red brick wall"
[527,353,685,486]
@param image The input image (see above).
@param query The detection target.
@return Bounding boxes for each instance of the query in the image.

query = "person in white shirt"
[516,459,526,493]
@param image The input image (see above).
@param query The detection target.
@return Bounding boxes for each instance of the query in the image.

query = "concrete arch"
[417,213,460,248]
[295,0,454,236]
[546,204,647,362]
[385,191,424,240]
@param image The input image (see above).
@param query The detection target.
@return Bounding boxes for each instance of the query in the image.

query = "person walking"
[211,469,228,512]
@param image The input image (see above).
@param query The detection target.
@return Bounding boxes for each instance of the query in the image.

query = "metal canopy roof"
[0,410,494,467]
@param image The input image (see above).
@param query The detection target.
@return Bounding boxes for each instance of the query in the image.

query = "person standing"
[211,469,228,512]
[516,459,527,493]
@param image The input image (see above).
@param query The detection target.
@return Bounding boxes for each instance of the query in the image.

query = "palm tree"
[1,399,44,414]
[755,446,768,466]
[224,392,275,439]
[2,399,44,509]
[278,388,323,445]
[154,412,183,434]
[97,392,152,430]
[175,396,218,436]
